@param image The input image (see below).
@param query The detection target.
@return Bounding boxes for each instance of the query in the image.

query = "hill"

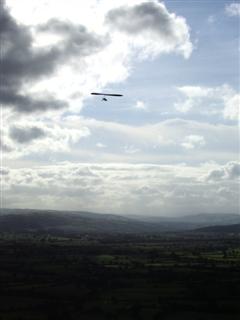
[0,208,240,235]
[128,213,240,230]
[0,209,163,234]
[195,223,240,234]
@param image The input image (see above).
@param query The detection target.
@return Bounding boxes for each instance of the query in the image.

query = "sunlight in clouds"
[1,0,239,215]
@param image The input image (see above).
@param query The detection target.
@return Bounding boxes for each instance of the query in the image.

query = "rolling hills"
[0,208,240,235]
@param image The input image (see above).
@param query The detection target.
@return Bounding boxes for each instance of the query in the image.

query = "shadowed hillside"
[196,224,240,234]
[0,209,163,234]
[1,208,240,235]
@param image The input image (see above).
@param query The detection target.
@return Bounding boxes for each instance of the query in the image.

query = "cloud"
[223,94,240,121]
[1,1,237,216]
[181,135,206,150]
[3,110,238,166]
[2,162,239,215]
[60,116,238,165]
[1,91,67,113]
[1,0,193,116]
[36,18,106,56]
[105,1,192,58]
[225,3,240,16]
[207,15,216,24]
[2,117,91,158]
[175,85,239,120]
[0,131,13,152]
[134,100,148,111]
[9,126,46,144]
[96,143,107,148]
[205,161,240,181]
[0,167,9,175]
[176,86,211,98]
[0,0,105,113]
[175,86,217,113]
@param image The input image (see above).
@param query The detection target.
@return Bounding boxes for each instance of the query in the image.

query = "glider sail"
[91,93,123,97]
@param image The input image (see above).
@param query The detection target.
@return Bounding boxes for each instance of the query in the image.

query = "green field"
[0,233,240,320]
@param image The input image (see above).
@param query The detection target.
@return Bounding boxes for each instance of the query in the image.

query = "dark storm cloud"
[9,126,46,144]
[0,0,106,113]
[0,89,66,112]
[105,2,176,39]
[37,18,107,57]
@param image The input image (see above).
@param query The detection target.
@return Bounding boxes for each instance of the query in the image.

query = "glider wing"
[91,92,123,97]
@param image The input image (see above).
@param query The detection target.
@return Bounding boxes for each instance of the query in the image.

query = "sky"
[0,0,239,216]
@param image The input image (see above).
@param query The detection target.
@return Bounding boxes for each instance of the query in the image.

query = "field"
[0,232,240,320]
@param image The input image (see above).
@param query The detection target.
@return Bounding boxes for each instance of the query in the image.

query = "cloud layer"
[1,0,192,114]
[1,161,239,215]
[225,3,240,16]
[0,0,105,113]
[175,85,239,121]
[1,0,239,216]
[106,1,192,58]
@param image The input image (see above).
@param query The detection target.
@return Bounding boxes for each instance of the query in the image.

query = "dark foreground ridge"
[0,231,240,320]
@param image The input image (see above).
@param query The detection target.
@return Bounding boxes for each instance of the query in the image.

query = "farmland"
[0,232,240,319]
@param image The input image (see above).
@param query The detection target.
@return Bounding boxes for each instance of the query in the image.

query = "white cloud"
[3,111,238,166]
[96,142,107,148]
[208,15,216,24]
[177,86,211,98]
[175,84,239,120]
[223,94,240,121]
[181,135,206,150]
[105,1,193,59]
[205,161,240,181]
[1,162,239,215]
[54,116,238,165]
[225,3,240,16]
[1,1,238,216]
[4,0,192,115]
[134,100,148,111]
[2,116,90,158]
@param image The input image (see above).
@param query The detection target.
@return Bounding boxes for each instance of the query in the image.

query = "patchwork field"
[0,233,240,320]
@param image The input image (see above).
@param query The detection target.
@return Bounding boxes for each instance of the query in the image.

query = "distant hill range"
[195,224,240,234]
[0,208,240,235]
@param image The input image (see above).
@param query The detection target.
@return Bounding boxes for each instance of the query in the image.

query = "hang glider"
[91,92,123,101]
